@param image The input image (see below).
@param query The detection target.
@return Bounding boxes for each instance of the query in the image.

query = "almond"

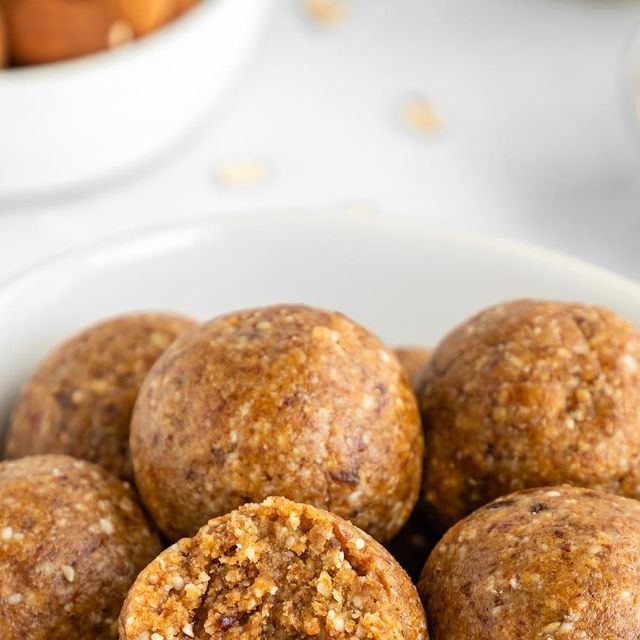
[0,6,7,68]
[2,0,118,65]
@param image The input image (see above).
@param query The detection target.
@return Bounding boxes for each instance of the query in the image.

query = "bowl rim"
[0,0,221,84]
[0,210,638,302]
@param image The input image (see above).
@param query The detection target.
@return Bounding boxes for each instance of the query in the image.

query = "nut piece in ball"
[420,485,640,640]
[0,454,162,640]
[131,304,423,542]
[6,312,196,480]
[120,496,427,640]
[419,299,640,530]
[394,346,432,391]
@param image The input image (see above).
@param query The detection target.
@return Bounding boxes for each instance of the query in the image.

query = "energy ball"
[420,485,640,640]
[394,346,432,391]
[120,496,427,640]
[131,304,423,542]
[0,454,162,640]
[6,312,196,480]
[419,299,640,530]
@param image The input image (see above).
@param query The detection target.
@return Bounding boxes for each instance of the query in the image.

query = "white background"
[1,0,640,282]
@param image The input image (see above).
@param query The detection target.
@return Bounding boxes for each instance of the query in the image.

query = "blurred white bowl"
[0,0,272,197]
[1,210,640,435]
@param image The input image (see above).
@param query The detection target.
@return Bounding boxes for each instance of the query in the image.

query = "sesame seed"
[302,0,349,26]
[182,623,194,638]
[1,527,13,541]
[7,593,22,605]
[172,576,185,591]
[401,96,442,135]
[51,467,62,477]
[354,537,365,550]
[62,564,75,582]
[99,518,115,535]
[151,634,164,640]
[558,622,575,634]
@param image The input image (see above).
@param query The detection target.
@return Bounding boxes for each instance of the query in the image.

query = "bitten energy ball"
[420,485,640,640]
[0,455,162,640]
[120,497,427,640]
[6,312,196,480]
[131,304,422,542]
[394,346,432,391]
[419,299,640,530]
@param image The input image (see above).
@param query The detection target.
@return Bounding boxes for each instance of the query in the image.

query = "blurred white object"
[0,0,272,196]
[1,210,640,431]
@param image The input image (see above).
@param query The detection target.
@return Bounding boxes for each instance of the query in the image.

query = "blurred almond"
[1,0,117,65]
[0,6,7,68]
[0,0,199,66]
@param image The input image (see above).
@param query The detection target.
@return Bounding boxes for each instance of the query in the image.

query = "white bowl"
[0,0,272,197]
[1,211,640,437]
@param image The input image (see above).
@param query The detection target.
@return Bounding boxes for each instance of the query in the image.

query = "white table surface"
[1,0,640,284]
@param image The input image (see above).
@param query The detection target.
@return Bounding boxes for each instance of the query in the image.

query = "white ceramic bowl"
[1,211,640,437]
[0,0,272,197]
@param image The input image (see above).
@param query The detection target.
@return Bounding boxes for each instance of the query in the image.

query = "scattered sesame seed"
[354,537,365,550]
[7,593,22,605]
[1,526,13,541]
[182,623,194,638]
[401,96,442,135]
[302,0,349,25]
[215,161,269,187]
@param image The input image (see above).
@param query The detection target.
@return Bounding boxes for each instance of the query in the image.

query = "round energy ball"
[419,299,640,530]
[6,312,196,480]
[420,485,640,640]
[131,304,423,542]
[0,455,162,640]
[394,346,432,392]
[120,496,427,640]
